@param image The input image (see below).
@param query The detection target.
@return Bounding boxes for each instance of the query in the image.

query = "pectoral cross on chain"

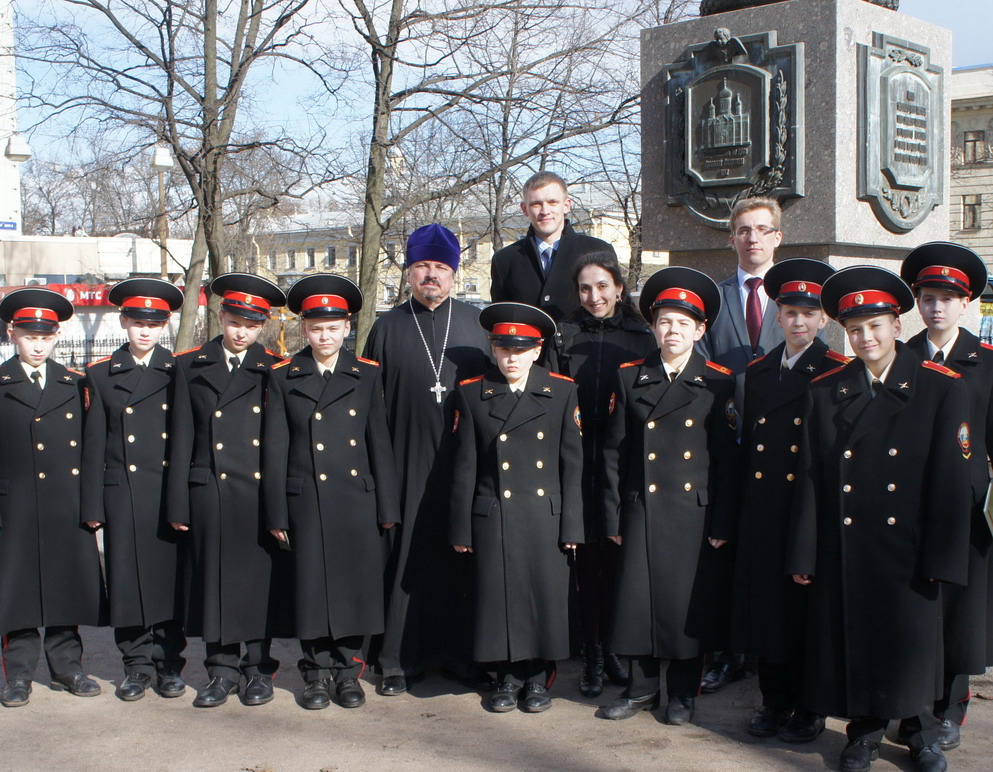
[429,380,448,404]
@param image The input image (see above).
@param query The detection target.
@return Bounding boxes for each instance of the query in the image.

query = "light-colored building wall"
[951,65,993,269]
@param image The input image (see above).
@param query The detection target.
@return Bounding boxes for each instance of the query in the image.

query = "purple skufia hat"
[406,224,460,271]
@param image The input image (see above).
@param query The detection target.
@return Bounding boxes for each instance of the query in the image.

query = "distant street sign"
[0,222,17,230]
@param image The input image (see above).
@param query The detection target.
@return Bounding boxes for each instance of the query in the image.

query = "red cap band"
[914,265,971,293]
[779,280,822,297]
[121,296,171,312]
[654,287,705,314]
[222,290,271,315]
[301,294,348,312]
[492,322,542,338]
[13,307,59,324]
[839,290,899,313]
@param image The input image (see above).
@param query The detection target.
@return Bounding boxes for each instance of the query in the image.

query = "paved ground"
[2,626,992,771]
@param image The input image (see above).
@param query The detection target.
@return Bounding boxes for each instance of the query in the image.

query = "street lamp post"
[150,144,174,280]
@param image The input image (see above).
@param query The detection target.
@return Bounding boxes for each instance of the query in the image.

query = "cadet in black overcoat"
[901,243,993,750]
[599,268,741,727]
[729,260,846,743]
[81,279,187,702]
[786,266,971,772]
[450,303,583,714]
[263,275,400,711]
[0,288,105,708]
[167,274,288,708]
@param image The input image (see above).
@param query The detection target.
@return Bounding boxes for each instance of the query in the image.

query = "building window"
[348,245,358,267]
[963,195,982,230]
[286,249,296,270]
[385,283,397,302]
[464,277,478,293]
[385,242,398,263]
[268,250,277,271]
[964,131,986,164]
[305,247,316,269]
[324,245,336,268]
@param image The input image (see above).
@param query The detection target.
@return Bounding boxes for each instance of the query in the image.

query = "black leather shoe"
[51,673,101,697]
[910,744,947,772]
[242,674,274,706]
[779,710,826,743]
[337,677,366,708]
[156,671,186,698]
[301,679,331,710]
[579,644,604,698]
[599,691,660,720]
[488,681,522,713]
[458,669,496,692]
[378,675,407,696]
[603,650,630,686]
[521,681,551,713]
[936,719,960,751]
[665,695,695,725]
[1,679,32,707]
[116,672,152,702]
[748,705,791,737]
[193,676,239,707]
[840,739,880,772]
[700,661,745,694]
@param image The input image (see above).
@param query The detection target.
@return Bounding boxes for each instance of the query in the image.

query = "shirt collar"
[926,327,960,361]
[20,360,45,379]
[316,356,338,376]
[865,358,896,389]
[736,264,771,291]
[508,372,530,393]
[661,349,693,379]
[132,348,155,366]
[222,346,246,364]
[533,236,560,255]
[781,342,812,371]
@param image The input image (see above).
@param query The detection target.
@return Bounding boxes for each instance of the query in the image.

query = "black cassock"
[363,296,490,675]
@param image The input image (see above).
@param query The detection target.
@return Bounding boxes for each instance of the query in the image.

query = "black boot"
[603,649,630,687]
[579,644,604,698]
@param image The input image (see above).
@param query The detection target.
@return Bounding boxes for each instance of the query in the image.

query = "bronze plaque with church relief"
[858,33,944,232]
[664,29,804,230]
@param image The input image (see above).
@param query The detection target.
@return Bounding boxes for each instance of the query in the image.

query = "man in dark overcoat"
[167,273,288,708]
[900,242,993,752]
[730,259,846,743]
[82,278,187,702]
[450,303,583,713]
[600,268,741,726]
[264,274,400,711]
[786,266,972,772]
[490,171,616,323]
[0,288,105,707]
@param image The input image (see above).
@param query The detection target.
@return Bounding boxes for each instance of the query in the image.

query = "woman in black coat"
[549,253,656,697]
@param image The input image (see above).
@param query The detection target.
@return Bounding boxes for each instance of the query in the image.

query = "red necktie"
[745,276,763,353]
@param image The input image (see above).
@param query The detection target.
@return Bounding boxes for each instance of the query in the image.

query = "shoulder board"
[271,360,291,370]
[825,350,851,363]
[619,359,645,369]
[706,361,733,376]
[549,372,574,382]
[87,356,112,367]
[982,342,993,352]
[175,345,203,357]
[922,360,961,378]
[67,367,84,377]
[746,353,767,368]
[356,356,380,367]
[811,365,846,383]
[264,348,285,361]
[459,375,484,386]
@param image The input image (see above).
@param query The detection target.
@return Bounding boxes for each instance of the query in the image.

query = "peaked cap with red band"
[900,241,988,301]
[821,266,914,322]
[109,277,184,321]
[480,302,556,348]
[638,266,721,326]
[287,273,363,318]
[764,258,835,308]
[0,287,74,332]
[209,273,286,322]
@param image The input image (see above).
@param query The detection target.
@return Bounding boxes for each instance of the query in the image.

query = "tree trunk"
[176,221,207,351]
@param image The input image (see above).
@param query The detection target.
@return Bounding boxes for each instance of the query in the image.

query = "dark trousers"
[576,539,621,648]
[299,636,365,682]
[2,626,84,682]
[935,672,971,725]
[204,639,277,681]
[757,657,805,712]
[628,655,704,699]
[497,659,551,688]
[856,712,940,751]
[115,620,186,677]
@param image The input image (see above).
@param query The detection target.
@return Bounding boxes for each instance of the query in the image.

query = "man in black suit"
[490,171,615,322]
[696,196,788,695]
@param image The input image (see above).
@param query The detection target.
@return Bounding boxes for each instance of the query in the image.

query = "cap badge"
[941,268,950,276]
[798,282,807,292]
[35,309,43,318]
[854,294,864,305]
[144,298,152,308]
[322,296,329,304]
[245,294,254,304]
[678,291,687,300]
[509,326,517,335]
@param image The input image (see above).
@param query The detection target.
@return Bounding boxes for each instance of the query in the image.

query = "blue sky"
[899,0,991,68]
